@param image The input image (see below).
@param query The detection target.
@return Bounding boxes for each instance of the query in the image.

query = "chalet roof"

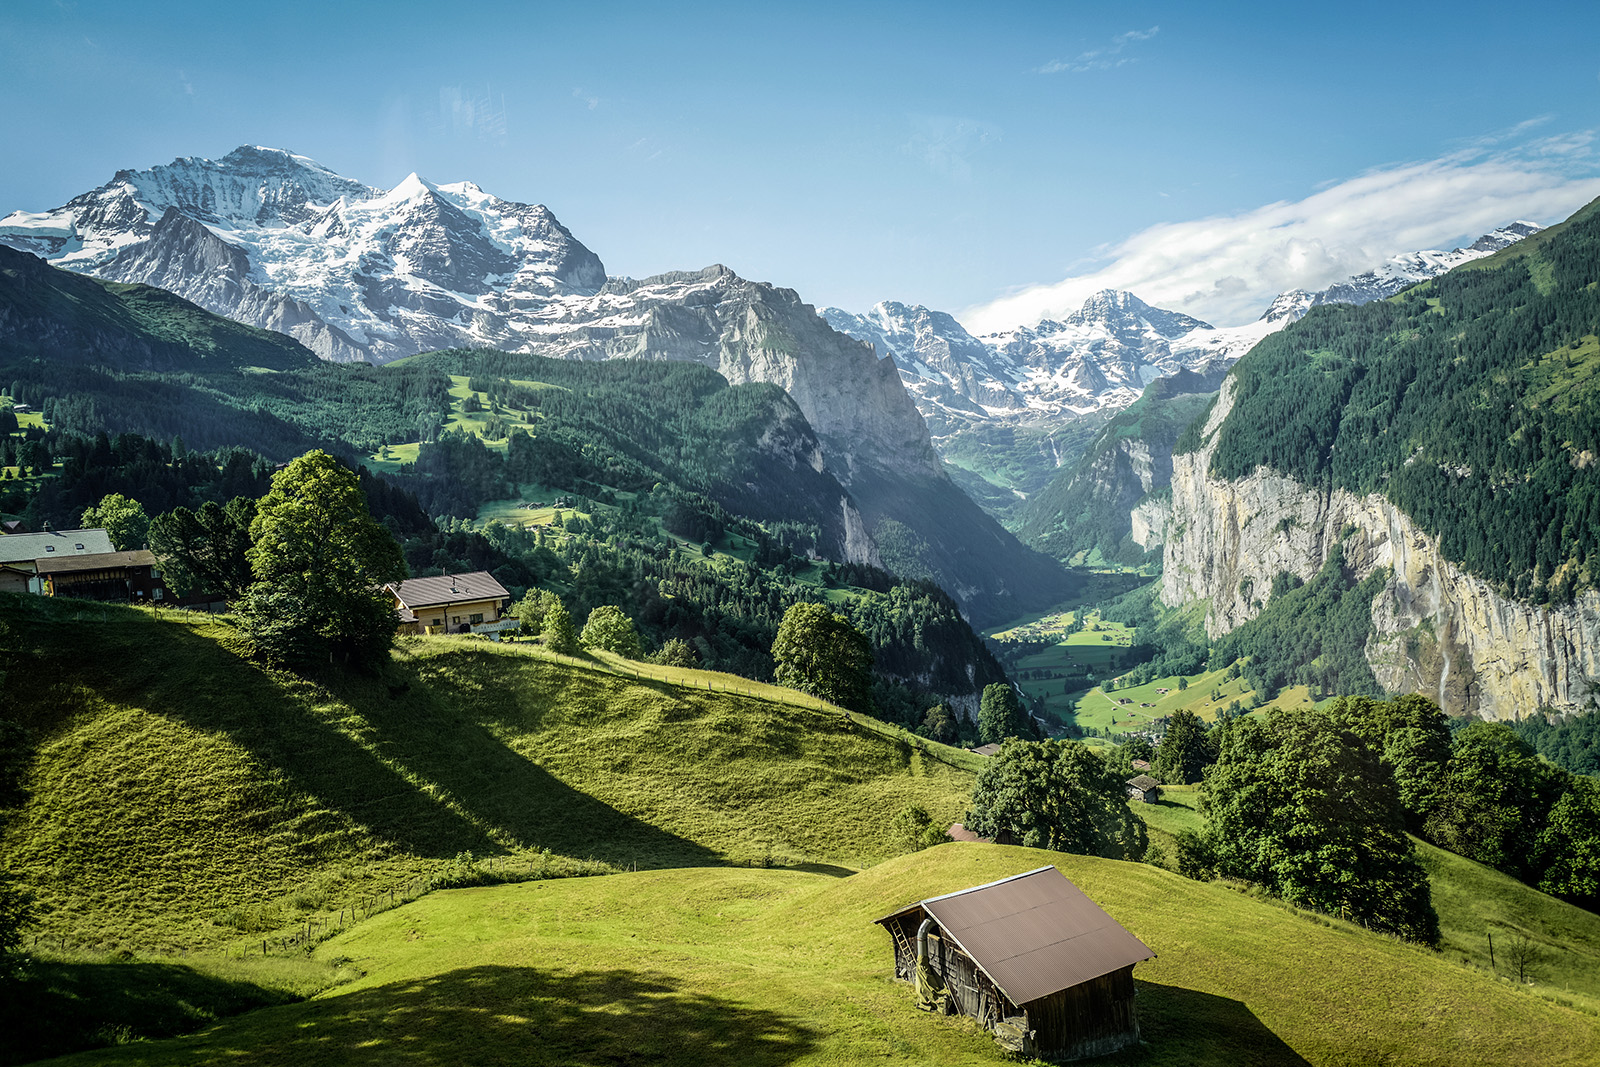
[874,866,1154,1005]
[35,549,158,575]
[0,528,115,564]
[1127,775,1161,792]
[387,571,509,610]
[969,743,1003,757]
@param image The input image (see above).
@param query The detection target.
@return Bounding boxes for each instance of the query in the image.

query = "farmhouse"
[874,865,1155,1061]
[0,528,118,594]
[1126,774,1161,803]
[34,550,169,603]
[387,571,516,635]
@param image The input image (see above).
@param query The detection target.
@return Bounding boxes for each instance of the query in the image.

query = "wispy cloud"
[1037,26,1159,75]
[177,69,194,96]
[959,130,1600,332]
[572,87,599,110]
[431,85,508,145]
[904,115,1002,183]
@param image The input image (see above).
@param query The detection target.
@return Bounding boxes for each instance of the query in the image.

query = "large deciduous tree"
[80,492,150,551]
[542,596,579,656]
[966,739,1147,859]
[1153,708,1215,785]
[771,602,872,711]
[977,683,1034,745]
[1332,693,1452,831]
[235,451,406,669]
[1532,776,1600,910]
[580,605,642,658]
[1201,706,1439,943]
[1425,721,1563,881]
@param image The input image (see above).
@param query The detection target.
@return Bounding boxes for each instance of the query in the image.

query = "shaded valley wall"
[1163,378,1600,719]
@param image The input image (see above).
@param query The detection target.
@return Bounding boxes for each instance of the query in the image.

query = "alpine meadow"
[3,5,1600,1065]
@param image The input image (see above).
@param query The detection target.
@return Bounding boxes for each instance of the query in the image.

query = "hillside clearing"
[33,847,1600,1067]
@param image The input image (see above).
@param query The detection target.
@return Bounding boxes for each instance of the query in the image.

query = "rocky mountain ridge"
[0,146,1071,623]
[822,225,1542,517]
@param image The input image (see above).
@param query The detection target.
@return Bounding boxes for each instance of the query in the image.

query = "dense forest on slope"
[1210,546,1388,700]
[1019,365,1226,566]
[1202,196,1600,602]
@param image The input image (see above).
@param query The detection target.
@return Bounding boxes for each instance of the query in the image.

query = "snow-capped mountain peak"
[0,146,607,362]
[823,221,1543,442]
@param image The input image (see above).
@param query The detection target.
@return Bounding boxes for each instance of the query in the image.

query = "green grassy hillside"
[0,593,974,953]
[34,846,1600,1067]
[1130,789,1600,1008]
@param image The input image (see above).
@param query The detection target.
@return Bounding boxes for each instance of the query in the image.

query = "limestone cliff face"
[1163,377,1600,719]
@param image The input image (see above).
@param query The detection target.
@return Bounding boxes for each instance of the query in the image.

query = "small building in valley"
[387,571,515,635]
[1125,774,1161,803]
[874,865,1155,1062]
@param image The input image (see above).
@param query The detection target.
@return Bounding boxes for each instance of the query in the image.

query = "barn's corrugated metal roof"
[874,866,1154,1005]
[387,572,508,610]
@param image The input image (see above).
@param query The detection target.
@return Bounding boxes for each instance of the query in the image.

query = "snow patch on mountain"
[822,223,1542,442]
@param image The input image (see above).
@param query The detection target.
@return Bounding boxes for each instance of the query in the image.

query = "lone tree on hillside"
[1201,706,1439,943]
[977,683,1035,745]
[581,605,642,658]
[1153,708,1215,785]
[920,703,960,745]
[966,739,1147,859]
[80,493,150,551]
[771,602,872,711]
[235,451,406,669]
[542,597,579,656]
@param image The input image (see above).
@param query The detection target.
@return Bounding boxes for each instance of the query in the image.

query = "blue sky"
[4,1,1599,327]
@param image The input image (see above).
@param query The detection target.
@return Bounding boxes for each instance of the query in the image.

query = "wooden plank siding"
[1025,965,1140,1061]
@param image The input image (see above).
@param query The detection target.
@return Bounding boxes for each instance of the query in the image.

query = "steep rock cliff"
[1163,378,1600,719]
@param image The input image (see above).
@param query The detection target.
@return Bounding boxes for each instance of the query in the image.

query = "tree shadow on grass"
[1118,981,1312,1066]
[11,605,717,868]
[91,964,819,1067]
[0,956,294,1067]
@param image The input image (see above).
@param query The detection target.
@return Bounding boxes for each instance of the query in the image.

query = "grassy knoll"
[0,593,975,956]
[1130,792,1600,1012]
[37,846,1600,1067]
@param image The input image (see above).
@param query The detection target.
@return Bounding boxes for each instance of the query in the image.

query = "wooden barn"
[874,866,1155,1062]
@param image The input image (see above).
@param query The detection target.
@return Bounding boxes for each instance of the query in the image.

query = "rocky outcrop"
[1129,494,1171,550]
[1163,377,1600,719]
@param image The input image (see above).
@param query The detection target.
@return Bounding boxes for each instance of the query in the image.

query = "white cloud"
[432,85,508,145]
[960,135,1600,333]
[1037,26,1159,74]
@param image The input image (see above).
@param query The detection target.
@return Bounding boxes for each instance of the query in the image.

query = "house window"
[470,613,484,624]
[44,545,54,552]
[452,616,461,625]
[432,618,442,627]
[153,588,163,600]
[75,543,85,550]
